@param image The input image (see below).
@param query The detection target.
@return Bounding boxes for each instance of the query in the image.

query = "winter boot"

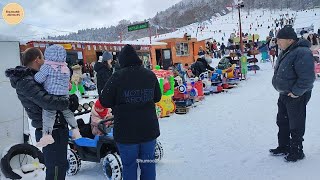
[269,146,289,156]
[285,142,305,162]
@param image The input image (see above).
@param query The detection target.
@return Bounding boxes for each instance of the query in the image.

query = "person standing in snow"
[5,47,77,180]
[220,43,226,56]
[307,33,319,47]
[269,29,274,38]
[198,46,206,57]
[269,38,278,67]
[94,51,113,96]
[270,25,315,162]
[300,28,307,37]
[99,44,161,180]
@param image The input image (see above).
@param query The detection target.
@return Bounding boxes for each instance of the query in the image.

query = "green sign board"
[128,22,149,32]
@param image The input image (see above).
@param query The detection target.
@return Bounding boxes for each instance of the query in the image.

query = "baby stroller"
[67,101,164,180]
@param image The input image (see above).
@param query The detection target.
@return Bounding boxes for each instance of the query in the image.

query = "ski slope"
[136,8,320,44]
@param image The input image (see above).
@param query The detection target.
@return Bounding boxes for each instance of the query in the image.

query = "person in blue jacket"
[270,25,315,162]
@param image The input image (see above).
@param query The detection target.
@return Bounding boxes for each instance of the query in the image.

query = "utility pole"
[237,1,245,53]
[149,26,152,45]
[119,32,122,43]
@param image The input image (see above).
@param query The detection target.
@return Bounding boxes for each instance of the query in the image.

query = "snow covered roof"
[26,39,167,46]
[115,40,167,46]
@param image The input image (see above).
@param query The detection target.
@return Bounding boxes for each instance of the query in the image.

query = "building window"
[176,42,189,56]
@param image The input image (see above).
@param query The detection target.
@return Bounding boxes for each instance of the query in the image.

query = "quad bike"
[67,102,164,180]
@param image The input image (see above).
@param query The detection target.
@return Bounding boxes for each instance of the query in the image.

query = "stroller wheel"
[67,149,81,176]
[102,153,122,180]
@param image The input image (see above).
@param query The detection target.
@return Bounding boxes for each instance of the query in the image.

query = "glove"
[56,96,69,111]
[104,120,113,127]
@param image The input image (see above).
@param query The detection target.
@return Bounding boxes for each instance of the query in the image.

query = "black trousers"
[35,125,69,180]
[276,91,312,147]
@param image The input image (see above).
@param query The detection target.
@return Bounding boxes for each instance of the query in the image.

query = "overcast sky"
[0,0,182,40]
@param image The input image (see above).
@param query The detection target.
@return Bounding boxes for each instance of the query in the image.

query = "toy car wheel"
[155,105,163,119]
[67,149,81,176]
[102,153,122,180]
[154,140,164,163]
[178,85,187,93]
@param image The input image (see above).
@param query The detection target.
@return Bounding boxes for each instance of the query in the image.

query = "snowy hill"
[45,0,320,42]
[135,8,320,44]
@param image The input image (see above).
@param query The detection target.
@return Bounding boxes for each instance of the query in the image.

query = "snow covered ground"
[64,62,320,180]
[3,61,320,180]
[2,7,320,180]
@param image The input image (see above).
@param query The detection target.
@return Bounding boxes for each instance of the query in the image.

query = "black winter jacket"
[5,66,69,129]
[191,57,215,77]
[100,45,161,144]
[272,39,315,96]
[94,62,113,96]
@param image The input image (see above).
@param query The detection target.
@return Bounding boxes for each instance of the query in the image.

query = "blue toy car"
[67,102,164,180]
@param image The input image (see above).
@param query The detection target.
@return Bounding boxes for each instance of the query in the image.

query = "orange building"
[150,35,205,69]
[23,36,205,70]
[24,40,158,67]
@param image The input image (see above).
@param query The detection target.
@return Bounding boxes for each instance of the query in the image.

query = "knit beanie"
[276,25,298,40]
[44,44,66,62]
[102,51,113,62]
[94,99,109,118]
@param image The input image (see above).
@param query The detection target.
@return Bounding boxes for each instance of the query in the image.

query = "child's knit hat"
[94,99,109,118]
[44,44,66,62]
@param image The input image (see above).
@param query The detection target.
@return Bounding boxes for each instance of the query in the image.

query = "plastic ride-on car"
[67,102,164,180]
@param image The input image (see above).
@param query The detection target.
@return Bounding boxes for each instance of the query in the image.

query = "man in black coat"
[220,43,226,56]
[99,44,161,180]
[191,57,215,77]
[94,51,113,96]
[5,47,74,180]
[270,25,315,162]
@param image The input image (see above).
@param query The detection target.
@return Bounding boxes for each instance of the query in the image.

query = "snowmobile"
[67,101,164,180]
